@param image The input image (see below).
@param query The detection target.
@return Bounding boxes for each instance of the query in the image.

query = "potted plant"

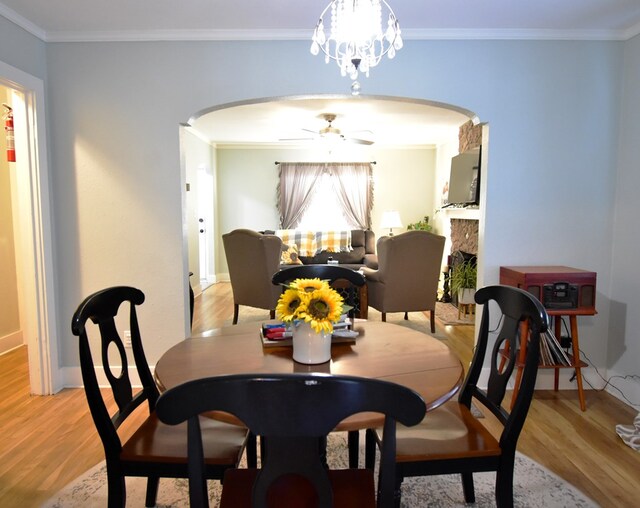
[406,215,432,232]
[450,259,477,304]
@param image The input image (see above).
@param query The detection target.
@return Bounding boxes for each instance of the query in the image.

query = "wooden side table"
[499,266,597,411]
[457,302,475,320]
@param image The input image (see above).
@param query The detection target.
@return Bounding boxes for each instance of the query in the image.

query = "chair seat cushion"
[220,467,375,508]
[121,413,247,465]
[393,401,501,462]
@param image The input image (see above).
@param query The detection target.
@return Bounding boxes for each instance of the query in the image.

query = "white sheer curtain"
[331,163,374,230]
[277,162,374,230]
[277,163,325,229]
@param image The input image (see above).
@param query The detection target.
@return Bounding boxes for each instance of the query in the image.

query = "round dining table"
[154,320,464,431]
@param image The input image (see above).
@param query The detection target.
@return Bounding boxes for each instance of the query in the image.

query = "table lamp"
[381,210,402,236]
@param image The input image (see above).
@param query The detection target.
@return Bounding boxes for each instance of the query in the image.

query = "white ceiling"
[3,1,639,147]
[1,0,640,41]
[190,96,475,147]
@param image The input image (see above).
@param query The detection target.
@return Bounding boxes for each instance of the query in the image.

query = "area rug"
[435,301,475,326]
[43,434,596,507]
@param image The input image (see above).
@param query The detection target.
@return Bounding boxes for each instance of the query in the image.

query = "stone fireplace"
[450,218,478,255]
[439,120,482,306]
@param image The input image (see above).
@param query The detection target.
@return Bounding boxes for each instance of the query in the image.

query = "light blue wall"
[0,16,46,79]
[609,33,640,403]
[0,27,632,396]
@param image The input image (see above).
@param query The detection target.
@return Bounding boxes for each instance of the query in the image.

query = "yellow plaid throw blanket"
[275,230,353,257]
[275,230,317,257]
[315,230,353,254]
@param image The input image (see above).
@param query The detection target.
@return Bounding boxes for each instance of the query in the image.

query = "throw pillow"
[281,244,303,265]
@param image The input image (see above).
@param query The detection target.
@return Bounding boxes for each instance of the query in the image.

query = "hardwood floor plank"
[0,281,638,507]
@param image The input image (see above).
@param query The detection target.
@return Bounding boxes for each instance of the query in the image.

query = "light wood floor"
[1,282,638,507]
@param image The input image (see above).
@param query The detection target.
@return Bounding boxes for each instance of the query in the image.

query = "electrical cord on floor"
[575,347,640,408]
[507,315,640,407]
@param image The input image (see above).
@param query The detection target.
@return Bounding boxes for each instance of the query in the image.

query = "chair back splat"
[72,286,154,453]
[463,285,549,435]
[272,264,368,469]
[156,373,426,508]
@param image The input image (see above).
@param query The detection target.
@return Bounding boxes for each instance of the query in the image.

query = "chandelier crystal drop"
[310,0,402,85]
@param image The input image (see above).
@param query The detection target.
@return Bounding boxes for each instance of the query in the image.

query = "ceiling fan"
[281,113,374,145]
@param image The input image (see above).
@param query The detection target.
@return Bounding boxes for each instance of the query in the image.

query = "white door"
[197,165,214,289]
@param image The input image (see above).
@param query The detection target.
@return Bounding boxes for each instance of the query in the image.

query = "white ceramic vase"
[292,321,332,364]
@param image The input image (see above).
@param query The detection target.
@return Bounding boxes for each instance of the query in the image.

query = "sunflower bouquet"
[275,278,346,334]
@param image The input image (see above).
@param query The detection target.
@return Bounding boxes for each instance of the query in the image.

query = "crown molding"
[1,11,637,44]
[0,4,46,41]
[43,27,634,43]
[402,27,629,41]
[622,20,640,40]
[44,28,313,43]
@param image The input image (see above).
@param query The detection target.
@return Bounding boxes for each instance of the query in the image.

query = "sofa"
[266,229,378,270]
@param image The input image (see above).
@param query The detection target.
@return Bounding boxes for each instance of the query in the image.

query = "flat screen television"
[445,147,481,206]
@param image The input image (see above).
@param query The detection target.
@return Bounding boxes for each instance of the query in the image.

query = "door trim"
[1,60,58,394]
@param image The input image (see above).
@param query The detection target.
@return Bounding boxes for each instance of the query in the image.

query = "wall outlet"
[123,330,132,348]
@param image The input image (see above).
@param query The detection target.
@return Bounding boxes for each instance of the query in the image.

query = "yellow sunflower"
[302,287,344,334]
[289,278,330,293]
[275,288,308,322]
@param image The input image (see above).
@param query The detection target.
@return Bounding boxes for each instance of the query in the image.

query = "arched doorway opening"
[179,94,487,330]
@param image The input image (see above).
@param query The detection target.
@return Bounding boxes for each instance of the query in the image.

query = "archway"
[179,94,487,327]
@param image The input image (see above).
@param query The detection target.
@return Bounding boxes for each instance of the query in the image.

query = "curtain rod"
[275,161,376,165]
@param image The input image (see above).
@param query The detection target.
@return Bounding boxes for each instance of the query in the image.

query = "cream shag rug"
[43,434,596,508]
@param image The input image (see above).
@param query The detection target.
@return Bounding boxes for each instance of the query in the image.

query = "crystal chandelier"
[310,0,402,94]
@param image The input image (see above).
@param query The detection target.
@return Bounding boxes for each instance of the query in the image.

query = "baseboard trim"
[62,365,146,388]
[0,331,23,355]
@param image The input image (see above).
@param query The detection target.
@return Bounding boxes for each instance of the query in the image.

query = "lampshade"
[381,210,402,235]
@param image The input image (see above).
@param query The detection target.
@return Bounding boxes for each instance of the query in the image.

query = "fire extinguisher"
[3,103,16,162]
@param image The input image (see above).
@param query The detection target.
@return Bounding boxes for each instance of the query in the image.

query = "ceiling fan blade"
[346,137,375,145]
[301,128,319,135]
[278,137,315,142]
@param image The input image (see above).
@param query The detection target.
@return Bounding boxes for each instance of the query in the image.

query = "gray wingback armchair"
[222,229,283,324]
[362,230,445,333]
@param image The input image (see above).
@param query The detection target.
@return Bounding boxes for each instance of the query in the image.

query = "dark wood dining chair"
[272,264,367,320]
[272,264,367,468]
[156,373,426,508]
[71,286,249,508]
[365,284,549,507]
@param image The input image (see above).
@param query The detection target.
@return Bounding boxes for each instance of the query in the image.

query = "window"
[297,172,356,230]
[277,162,373,230]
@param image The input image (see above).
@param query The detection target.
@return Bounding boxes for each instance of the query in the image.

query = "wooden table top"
[154,320,464,431]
